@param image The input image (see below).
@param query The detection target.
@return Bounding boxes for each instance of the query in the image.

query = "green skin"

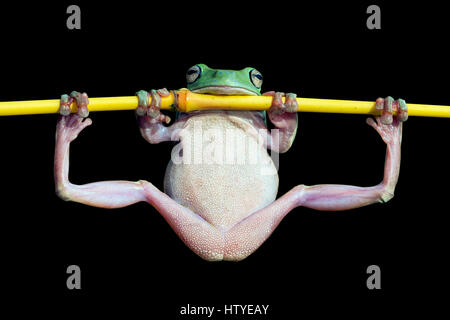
[186,64,262,96]
[54,64,407,261]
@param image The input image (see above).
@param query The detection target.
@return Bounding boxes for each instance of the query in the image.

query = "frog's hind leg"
[140,181,226,261]
[142,181,389,261]
[141,181,304,262]
[223,186,303,261]
[223,183,391,261]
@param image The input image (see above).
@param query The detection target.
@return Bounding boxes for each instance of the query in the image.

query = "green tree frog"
[54,64,408,261]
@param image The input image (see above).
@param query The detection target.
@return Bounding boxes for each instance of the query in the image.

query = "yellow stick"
[0,89,449,118]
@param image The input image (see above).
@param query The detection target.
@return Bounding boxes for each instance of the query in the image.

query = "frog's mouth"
[192,86,259,96]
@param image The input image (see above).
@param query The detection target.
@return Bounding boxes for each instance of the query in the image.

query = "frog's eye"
[186,65,201,84]
[249,69,263,89]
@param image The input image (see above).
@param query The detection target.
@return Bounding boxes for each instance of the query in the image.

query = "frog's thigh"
[140,180,225,261]
[141,180,302,262]
[223,186,302,261]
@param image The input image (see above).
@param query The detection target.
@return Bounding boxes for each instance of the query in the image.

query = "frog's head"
[186,64,263,96]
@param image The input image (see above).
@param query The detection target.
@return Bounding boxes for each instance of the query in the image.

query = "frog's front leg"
[136,89,186,143]
[263,91,298,153]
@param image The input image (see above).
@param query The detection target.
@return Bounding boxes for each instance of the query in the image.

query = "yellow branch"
[0,89,449,118]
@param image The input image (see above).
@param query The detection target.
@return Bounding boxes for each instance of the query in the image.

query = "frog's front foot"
[366,96,408,145]
[136,89,171,124]
[59,91,90,117]
[263,91,298,153]
[264,91,298,126]
[57,92,92,143]
[264,91,298,114]
[136,89,179,144]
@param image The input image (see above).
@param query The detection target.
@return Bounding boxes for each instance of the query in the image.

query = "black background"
[0,1,448,317]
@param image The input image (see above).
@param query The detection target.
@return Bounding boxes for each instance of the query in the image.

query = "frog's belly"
[163,113,279,230]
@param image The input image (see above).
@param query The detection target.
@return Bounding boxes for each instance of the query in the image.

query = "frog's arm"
[138,115,186,143]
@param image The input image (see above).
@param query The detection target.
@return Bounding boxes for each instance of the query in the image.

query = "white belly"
[164,112,279,230]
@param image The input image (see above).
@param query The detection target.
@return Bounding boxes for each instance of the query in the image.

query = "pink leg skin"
[55,96,406,262]
[54,114,147,208]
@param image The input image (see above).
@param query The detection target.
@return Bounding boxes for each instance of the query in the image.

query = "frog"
[54,64,408,261]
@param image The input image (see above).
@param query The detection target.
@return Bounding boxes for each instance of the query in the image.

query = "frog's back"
[164,112,279,230]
